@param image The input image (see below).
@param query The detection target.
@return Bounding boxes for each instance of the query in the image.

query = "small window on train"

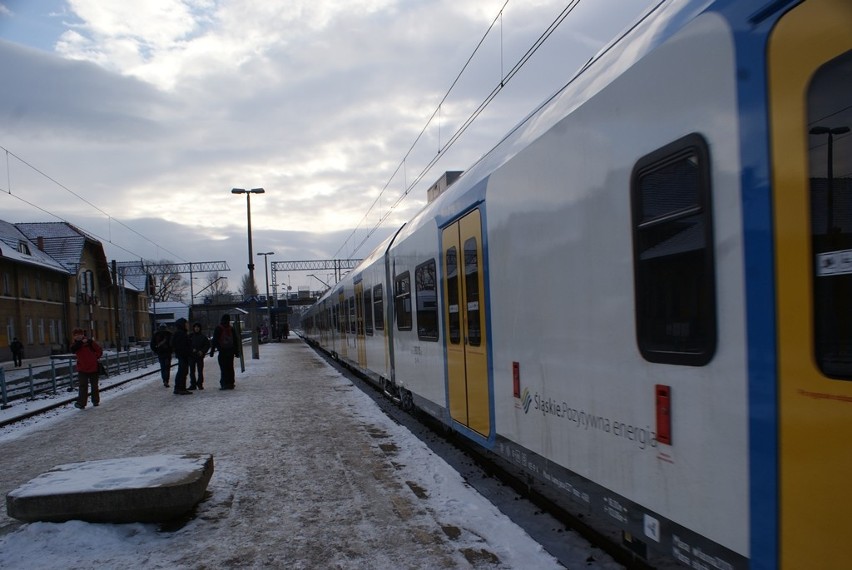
[364,288,373,335]
[446,246,461,345]
[808,50,852,380]
[631,133,716,366]
[348,296,356,334]
[464,237,482,347]
[373,285,384,331]
[415,259,439,341]
[395,272,412,331]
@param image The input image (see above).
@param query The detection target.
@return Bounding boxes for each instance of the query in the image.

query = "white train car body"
[302,0,852,567]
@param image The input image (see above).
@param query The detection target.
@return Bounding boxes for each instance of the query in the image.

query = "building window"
[22,276,30,298]
[631,133,716,366]
[38,319,45,344]
[415,260,439,341]
[395,271,412,331]
[26,318,34,344]
[373,285,384,331]
[2,273,10,296]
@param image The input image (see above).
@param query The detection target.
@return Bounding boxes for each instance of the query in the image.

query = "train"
[301,0,851,568]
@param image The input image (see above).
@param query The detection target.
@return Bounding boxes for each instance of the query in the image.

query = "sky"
[0,0,657,294]
[0,342,622,569]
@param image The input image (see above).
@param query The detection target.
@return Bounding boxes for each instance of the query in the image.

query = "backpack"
[219,325,233,350]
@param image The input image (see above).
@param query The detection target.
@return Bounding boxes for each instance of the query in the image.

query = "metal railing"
[0,346,158,409]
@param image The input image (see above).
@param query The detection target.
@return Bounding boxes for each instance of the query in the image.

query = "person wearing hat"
[171,318,193,395]
[70,328,103,409]
[151,324,173,387]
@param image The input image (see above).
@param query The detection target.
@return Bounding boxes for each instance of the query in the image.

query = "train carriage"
[303,0,852,567]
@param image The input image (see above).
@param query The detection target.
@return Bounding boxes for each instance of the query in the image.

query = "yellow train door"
[769,1,852,567]
[442,209,491,437]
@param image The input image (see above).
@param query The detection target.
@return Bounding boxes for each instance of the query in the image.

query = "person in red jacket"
[70,328,103,409]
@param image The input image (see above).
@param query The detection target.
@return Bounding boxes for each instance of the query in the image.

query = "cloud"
[0,0,655,290]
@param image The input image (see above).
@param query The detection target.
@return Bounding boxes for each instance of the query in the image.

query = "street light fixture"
[257,251,274,340]
[232,187,265,359]
[810,125,850,236]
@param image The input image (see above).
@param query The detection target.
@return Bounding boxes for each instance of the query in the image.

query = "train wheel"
[400,389,414,412]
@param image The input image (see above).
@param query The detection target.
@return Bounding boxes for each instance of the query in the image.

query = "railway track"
[0,369,159,429]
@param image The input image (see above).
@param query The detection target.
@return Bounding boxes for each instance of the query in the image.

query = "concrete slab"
[5,453,214,523]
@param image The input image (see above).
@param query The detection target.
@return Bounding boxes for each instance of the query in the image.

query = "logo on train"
[520,387,532,413]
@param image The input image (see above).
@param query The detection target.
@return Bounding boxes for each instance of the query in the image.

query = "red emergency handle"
[655,384,672,445]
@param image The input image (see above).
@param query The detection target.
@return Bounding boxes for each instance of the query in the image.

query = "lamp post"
[810,125,850,236]
[257,251,274,340]
[231,187,265,359]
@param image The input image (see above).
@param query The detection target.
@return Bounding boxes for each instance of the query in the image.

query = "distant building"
[114,261,155,346]
[151,301,190,329]
[16,221,114,347]
[0,220,70,358]
[0,220,154,360]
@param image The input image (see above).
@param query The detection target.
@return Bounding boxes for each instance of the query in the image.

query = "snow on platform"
[6,453,213,523]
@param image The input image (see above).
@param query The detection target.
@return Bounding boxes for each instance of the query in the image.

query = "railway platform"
[0,339,618,569]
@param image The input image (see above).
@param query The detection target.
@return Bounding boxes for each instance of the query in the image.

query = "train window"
[364,288,373,335]
[349,296,356,334]
[395,272,412,330]
[373,285,384,331]
[415,259,439,341]
[631,133,716,366]
[465,237,482,347]
[446,246,461,344]
[808,50,852,380]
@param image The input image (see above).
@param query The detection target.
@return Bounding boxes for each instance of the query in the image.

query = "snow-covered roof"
[0,219,70,273]
[15,221,111,282]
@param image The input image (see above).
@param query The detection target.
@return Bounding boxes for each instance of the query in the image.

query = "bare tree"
[202,272,231,304]
[239,273,259,299]
[146,259,190,302]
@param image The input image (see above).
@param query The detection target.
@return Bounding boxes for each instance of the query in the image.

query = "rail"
[0,347,158,409]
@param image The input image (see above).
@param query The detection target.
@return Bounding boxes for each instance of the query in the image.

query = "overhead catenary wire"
[333,0,512,259]
[0,144,189,263]
[338,0,585,258]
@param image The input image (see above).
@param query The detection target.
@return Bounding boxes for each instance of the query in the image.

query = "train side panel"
[386,217,447,413]
[484,9,748,564]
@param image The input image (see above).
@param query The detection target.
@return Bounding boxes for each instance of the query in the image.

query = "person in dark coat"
[10,337,23,367]
[70,328,103,409]
[210,314,239,390]
[171,318,193,395]
[188,322,210,390]
[151,324,173,387]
